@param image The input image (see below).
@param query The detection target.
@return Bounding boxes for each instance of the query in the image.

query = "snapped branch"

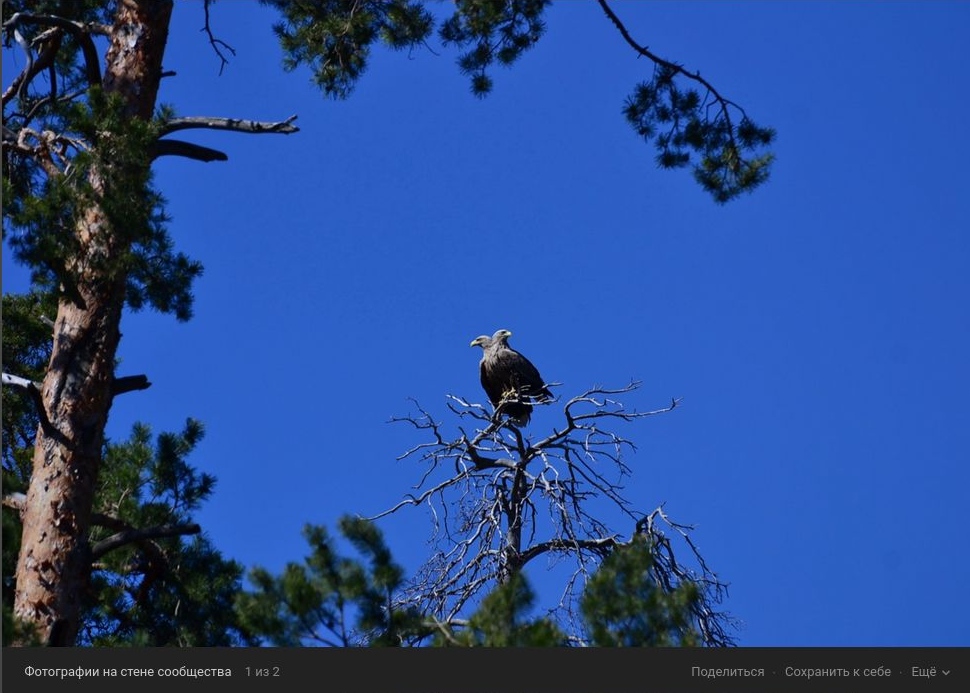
[1,372,57,439]
[157,115,300,136]
[111,374,152,395]
[150,116,299,162]
[151,139,228,162]
[3,371,151,397]
[3,492,28,514]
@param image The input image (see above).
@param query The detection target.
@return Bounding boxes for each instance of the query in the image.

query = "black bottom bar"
[3,646,966,693]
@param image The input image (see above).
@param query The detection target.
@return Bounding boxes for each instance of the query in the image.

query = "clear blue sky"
[3,1,969,647]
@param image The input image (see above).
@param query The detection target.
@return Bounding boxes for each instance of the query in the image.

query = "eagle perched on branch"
[470,329,553,426]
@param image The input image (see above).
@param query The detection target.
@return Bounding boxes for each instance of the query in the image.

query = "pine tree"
[237,517,710,647]
[3,0,772,645]
[235,517,427,647]
[2,292,254,646]
[581,535,703,647]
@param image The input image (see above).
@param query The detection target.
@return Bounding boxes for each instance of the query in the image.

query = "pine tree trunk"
[12,0,173,646]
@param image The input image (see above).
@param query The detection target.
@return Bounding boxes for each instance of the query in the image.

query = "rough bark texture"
[12,0,173,647]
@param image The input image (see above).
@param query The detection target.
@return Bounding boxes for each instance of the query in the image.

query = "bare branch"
[1,373,36,390]
[150,139,228,162]
[376,382,733,643]
[519,535,619,565]
[1,372,58,440]
[635,505,737,646]
[157,115,300,137]
[111,374,152,395]
[3,492,27,513]
[90,520,201,560]
[202,0,237,75]
[1,12,103,107]
[1,24,60,107]
[3,371,151,396]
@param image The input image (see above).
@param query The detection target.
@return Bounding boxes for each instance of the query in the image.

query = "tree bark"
[12,0,174,647]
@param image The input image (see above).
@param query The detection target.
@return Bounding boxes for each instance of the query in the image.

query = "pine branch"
[597,0,743,126]
[597,0,774,202]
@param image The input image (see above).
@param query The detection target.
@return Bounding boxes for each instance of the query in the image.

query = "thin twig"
[201,0,236,75]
